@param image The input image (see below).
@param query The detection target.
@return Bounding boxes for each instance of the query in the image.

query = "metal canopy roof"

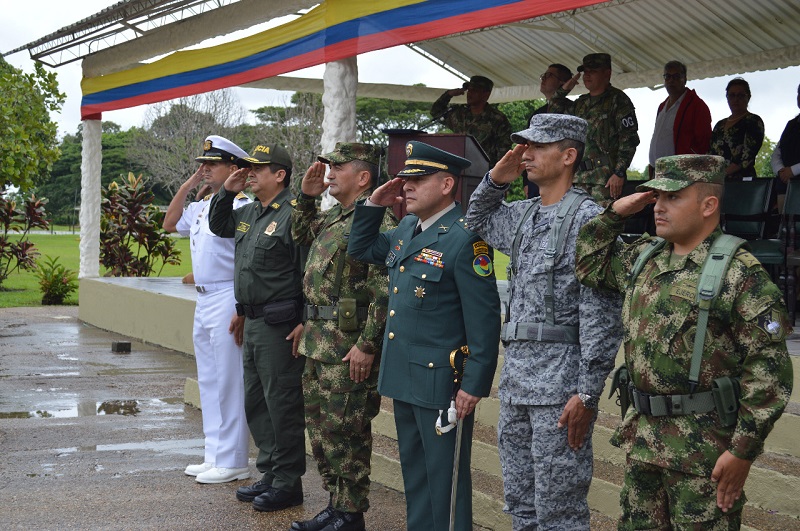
[5,0,800,101]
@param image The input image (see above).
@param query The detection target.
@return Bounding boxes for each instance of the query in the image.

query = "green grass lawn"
[0,233,508,309]
[0,234,192,308]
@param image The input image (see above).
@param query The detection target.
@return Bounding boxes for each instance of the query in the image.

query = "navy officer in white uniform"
[163,135,253,484]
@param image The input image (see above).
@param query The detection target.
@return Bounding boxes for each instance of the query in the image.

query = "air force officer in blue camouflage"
[466,114,623,530]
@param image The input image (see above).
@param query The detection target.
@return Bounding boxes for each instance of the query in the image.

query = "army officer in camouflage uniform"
[466,114,622,530]
[208,143,307,513]
[550,53,639,206]
[575,154,793,529]
[348,141,501,531]
[290,143,395,531]
[431,75,512,166]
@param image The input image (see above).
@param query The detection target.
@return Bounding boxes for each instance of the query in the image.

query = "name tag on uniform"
[237,221,250,233]
[669,281,696,301]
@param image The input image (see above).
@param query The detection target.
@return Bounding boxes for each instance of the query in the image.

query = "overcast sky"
[3,0,799,173]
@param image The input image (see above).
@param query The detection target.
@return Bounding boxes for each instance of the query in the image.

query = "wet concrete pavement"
[0,306,408,530]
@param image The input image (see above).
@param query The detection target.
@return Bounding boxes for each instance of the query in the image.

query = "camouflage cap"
[511,113,587,145]
[318,142,383,166]
[195,135,249,165]
[243,143,293,170]
[577,53,611,72]
[462,75,494,92]
[636,154,726,192]
[397,141,471,177]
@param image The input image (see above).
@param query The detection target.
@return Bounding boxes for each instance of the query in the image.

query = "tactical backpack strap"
[506,199,541,323]
[688,234,746,393]
[628,237,667,286]
[542,188,589,325]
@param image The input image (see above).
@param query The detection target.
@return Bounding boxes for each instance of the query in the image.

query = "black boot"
[236,475,273,502]
[319,510,365,531]
[290,502,337,531]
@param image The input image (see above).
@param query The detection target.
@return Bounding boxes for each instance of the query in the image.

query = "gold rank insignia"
[203,140,212,151]
[438,224,449,231]
[290,199,297,207]
[236,221,250,233]
[203,194,212,201]
[406,142,413,157]
[271,202,281,210]
[415,286,426,298]
[265,221,277,235]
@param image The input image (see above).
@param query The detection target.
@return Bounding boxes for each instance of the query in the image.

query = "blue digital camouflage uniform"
[575,155,793,529]
[466,174,622,531]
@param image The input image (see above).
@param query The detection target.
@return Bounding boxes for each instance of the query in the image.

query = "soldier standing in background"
[290,143,395,531]
[550,53,639,206]
[431,75,513,167]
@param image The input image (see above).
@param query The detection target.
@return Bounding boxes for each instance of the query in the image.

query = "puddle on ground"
[0,398,184,419]
[49,438,204,455]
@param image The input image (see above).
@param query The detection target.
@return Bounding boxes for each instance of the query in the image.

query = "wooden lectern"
[384,131,490,219]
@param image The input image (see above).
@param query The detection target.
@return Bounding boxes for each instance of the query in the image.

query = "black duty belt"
[303,304,368,321]
[578,155,610,172]
[239,302,267,319]
[500,322,579,344]
[629,384,716,416]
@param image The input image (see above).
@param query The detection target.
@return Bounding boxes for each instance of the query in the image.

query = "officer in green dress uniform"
[208,143,307,512]
[348,141,502,531]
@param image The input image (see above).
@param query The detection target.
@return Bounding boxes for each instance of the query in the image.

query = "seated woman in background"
[710,77,765,180]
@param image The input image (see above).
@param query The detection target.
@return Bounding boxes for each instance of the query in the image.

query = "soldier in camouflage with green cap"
[290,142,396,531]
[575,154,793,529]
[431,75,513,166]
[550,53,639,207]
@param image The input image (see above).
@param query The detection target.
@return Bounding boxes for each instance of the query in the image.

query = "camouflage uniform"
[431,92,512,166]
[467,165,622,529]
[575,155,793,529]
[550,84,639,206]
[292,150,396,514]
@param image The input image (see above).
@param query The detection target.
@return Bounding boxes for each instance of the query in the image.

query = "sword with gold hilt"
[445,345,470,531]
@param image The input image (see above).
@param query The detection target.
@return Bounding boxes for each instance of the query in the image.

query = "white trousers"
[193,288,249,467]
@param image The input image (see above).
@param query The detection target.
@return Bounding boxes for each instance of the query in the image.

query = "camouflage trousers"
[303,357,381,513]
[498,402,594,531]
[619,457,744,530]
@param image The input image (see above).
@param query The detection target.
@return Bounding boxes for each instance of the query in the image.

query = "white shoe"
[184,462,214,477]
[195,467,250,484]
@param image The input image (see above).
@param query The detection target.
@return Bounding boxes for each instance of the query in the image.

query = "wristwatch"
[578,392,598,410]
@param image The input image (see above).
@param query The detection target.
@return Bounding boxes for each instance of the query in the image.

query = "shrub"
[0,189,49,289]
[35,255,78,305]
[100,173,181,276]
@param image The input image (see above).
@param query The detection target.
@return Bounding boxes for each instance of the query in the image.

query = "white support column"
[79,119,102,278]
[320,57,358,210]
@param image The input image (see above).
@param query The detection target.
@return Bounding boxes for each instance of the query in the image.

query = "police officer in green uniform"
[348,141,501,531]
[208,143,307,512]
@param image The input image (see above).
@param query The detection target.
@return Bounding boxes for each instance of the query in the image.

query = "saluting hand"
[301,161,329,197]
[611,191,656,217]
[490,144,526,184]
[223,167,251,194]
[369,177,405,207]
[562,73,581,92]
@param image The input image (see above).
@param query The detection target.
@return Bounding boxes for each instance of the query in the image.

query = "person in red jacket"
[647,61,712,177]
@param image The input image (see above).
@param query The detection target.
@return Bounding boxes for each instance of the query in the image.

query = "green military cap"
[577,53,611,72]
[244,143,293,170]
[463,75,494,92]
[636,154,726,192]
[397,141,471,177]
[318,142,384,166]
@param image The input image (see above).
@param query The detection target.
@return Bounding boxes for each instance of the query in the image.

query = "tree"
[355,93,443,146]
[127,90,247,197]
[756,136,776,178]
[0,57,65,191]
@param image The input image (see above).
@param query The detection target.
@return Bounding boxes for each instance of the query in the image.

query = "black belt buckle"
[631,386,653,415]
